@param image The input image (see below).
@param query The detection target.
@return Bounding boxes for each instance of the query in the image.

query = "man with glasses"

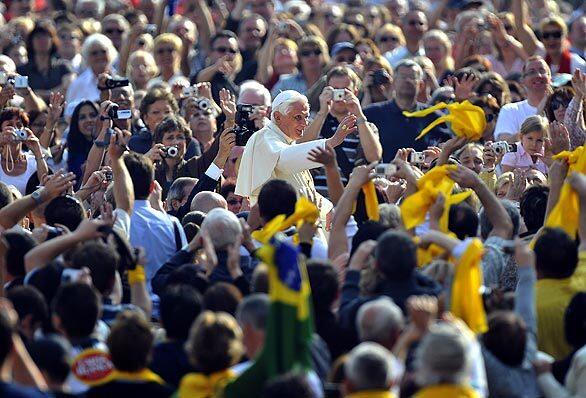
[494,56,552,143]
[364,59,450,162]
[101,14,130,52]
[385,10,427,68]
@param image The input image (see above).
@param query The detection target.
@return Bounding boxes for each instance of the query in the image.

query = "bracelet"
[128,265,146,285]
[356,117,367,126]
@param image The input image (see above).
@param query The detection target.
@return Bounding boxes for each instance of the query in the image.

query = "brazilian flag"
[224,234,314,397]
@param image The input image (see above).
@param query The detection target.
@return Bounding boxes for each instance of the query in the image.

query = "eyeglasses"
[90,49,107,56]
[485,113,496,123]
[408,20,425,26]
[105,28,124,35]
[300,49,322,57]
[551,97,570,110]
[227,199,241,205]
[213,46,238,54]
[379,36,399,43]
[156,47,177,54]
[541,31,562,40]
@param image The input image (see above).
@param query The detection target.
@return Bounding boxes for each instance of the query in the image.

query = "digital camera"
[162,146,179,158]
[409,151,426,164]
[14,75,28,88]
[196,98,211,111]
[332,89,345,102]
[375,163,397,177]
[104,77,130,89]
[234,104,258,146]
[183,85,199,97]
[491,141,517,155]
[14,129,28,141]
[104,170,113,182]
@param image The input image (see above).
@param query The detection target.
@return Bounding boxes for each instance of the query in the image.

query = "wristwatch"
[31,188,44,205]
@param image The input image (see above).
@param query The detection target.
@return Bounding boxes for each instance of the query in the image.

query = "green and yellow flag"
[224,234,314,398]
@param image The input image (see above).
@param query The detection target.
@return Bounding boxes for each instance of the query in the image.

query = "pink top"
[501,141,548,174]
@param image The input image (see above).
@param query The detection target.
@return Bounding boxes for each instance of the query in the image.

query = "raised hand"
[108,128,131,160]
[47,91,66,128]
[506,168,528,201]
[348,239,376,271]
[347,162,376,189]
[449,164,481,189]
[42,171,76,201]
[571,69,586,98]
[318,86,333,115]
[327,114,357,148]
[547,121,570,156]
[407,295,438,332]
[444,74,478,101]
[219,88,236,121]
[307,144,337,168]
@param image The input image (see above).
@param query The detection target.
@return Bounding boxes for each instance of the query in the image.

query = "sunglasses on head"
[551,97,570,110]
[380,36,399,43]
[300,49,322,57]
[213,46,238,54]
[541,31,562,40]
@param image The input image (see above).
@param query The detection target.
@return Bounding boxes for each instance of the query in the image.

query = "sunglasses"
[379,36,399,43]
[213,46,238,54]
[90,49,107,56]
[336,55,356,63]
[156,47,176,54]
[541,31,562,40]
[300,49,322,57]
[105,28,124,35]
[408,20,425,26]
[551,97,570,110]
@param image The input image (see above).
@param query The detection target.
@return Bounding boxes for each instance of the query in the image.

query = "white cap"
[271,90,307,118]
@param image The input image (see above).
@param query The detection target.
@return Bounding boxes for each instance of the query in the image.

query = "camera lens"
[167,146,179,158]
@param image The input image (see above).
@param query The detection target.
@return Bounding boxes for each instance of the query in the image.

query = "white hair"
[200,208,243,250]
[75,0,105,17]
[238,80,271,107]
[415,323,472,387]
[270,91,308,122]
[345,342,394,391]
[81,33,118,63]
[356,297,405,344]
[102,14,130,31]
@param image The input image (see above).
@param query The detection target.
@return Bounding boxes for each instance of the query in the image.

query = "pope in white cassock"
[235,90,356,207]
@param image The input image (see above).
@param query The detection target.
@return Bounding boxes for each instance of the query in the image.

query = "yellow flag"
[252,197,319,244]
[362,180,380,221]
[545,145,586,238]
[451,239,488,334]
[403,100,486,142]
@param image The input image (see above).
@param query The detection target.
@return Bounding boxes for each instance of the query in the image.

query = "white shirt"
[129,200,187,292]
[0,153,38,195]
[384,45,425,68]
[65,68,100,116]
[493,100,537,140]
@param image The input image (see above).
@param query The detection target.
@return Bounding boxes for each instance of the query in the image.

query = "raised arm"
[186,0,216,53]
[513,240,537,361]
[450,165,513,239]
[568,173,586,251]
[545,159,569,220]
[299,86,332,144]
[109,129,134,214]
[308,145,344,205]
[0,172,75,230]
[512,0,542,56]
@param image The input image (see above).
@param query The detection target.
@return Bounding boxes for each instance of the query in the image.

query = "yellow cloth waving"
[400,165,471,231]
[451,238,488,334]
[362,180,380,221]
[252,197,319,244]
[545,145,586,238]
[178,369,236,398]
[403,100,486,141]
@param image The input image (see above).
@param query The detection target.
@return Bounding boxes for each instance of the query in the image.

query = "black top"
[150,340,194,388]
[0,382,48,397]
[86,380,173,398]
[17,61,72,91]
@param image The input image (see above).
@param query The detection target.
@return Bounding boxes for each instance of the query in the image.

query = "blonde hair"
[496,172,513,194]
[154,33,183,52]
[519,115,549,136]
[540,16,568,36]
[127,50,159,84]
[376,23,405,47]
[423,29,455,71]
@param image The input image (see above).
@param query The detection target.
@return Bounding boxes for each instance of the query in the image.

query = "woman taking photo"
[66,100,99,184]
[17,21,75,102]
[0,107,48,195]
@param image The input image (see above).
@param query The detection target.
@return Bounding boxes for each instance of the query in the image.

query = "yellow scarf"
[362,180,380,221]
[178,369,236,398]
[451,239,488,334]
[545,145,586,238]
[403,100,486,141]
[347,390,395,398]
[252,197,319,244]
[414,384,480,398]
[104,368,164,384]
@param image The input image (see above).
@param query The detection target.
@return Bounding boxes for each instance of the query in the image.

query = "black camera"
[105,77,130,89]
[372,69,391,86]
[161,146,179,158]
[233,104,258,146]
[107,103,120,119]
[46,226,64,240]
[104,170,113,182]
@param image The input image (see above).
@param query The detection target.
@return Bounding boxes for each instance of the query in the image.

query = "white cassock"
[236,120,326,204]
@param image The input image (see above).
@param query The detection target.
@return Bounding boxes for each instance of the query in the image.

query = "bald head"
[190,192,227,213]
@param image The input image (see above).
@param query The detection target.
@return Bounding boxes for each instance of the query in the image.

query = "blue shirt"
[363,99,451,162]
[129,200,187,292]
[271,72,308,98]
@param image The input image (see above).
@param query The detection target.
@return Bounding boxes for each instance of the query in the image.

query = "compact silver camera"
[13,129,28,141]
[375,163,397,176]
[196,98,211,111]
[162,146,179,158]
[409,151,426,164]
[491,141,517,155]
[183,85,199,97]
[332,89,345,102]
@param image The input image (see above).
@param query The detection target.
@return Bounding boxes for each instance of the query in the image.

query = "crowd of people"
[0,0,585,397]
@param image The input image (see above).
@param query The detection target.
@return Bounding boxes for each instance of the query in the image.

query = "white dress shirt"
[129,200,187,293]
[65,68,100,116]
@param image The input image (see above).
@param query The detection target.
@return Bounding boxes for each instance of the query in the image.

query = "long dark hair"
[26,20,60,61]
[67,101,98,181]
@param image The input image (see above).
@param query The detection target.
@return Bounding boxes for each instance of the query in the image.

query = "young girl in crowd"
[501,115,549,174]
